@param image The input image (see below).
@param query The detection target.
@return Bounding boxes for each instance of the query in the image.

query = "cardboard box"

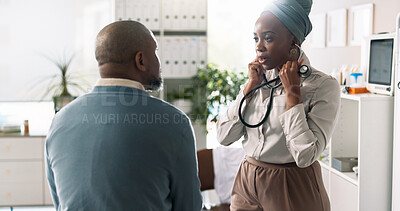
[332,157,358,172]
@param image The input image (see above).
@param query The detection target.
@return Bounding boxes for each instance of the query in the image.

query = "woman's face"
[254,12,295,70]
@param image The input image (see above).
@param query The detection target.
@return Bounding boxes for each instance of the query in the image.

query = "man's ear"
[135,51,146,72]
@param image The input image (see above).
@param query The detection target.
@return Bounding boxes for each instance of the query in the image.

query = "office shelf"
[320,93,393,211]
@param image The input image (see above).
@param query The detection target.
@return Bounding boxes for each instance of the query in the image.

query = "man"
[45,20,202,211]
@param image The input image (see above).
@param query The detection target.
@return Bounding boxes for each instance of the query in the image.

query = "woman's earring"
[290,49,297,55]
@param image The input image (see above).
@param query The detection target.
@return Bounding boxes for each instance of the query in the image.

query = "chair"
[197,149,230,211]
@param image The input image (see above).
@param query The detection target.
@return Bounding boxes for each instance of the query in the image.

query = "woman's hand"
[279,59,304,110]
[244,58,265,98]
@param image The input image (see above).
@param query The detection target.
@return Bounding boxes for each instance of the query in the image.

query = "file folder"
[171,36,182,75]
[115,0,125,20]
[198,36,207,69]
[198,0,207,30]
[162,36,174,77]
[163,0,173,29]
[189,37,199,76]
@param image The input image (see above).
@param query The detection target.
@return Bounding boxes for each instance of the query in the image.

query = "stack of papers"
[0,125,21,134]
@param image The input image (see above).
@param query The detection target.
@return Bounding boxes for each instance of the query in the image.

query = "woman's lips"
[258,57,268,64]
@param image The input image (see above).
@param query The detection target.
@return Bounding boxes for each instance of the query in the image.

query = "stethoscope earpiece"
[298,65,311,78]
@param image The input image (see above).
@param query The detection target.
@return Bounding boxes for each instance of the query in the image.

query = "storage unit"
[113,0,208,150]
[0,136,53,207]
[319,93,393,211]
[113,0,208,78]
[391,12,400,211]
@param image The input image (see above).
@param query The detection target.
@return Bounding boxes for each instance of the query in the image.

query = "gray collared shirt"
[217,54,340,168]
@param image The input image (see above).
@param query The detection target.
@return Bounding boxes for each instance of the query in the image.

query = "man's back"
[45,85,202,211]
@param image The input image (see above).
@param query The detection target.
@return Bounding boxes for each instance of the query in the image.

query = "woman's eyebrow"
[253,31,276,36]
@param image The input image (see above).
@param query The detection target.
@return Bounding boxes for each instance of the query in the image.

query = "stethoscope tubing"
[238,76,282,128]
[238,46,310,128]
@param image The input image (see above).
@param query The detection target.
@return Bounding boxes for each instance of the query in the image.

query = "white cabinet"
[391,12,400,211]
[320,93,393,211]
[0,136,52,207]
[0,162,43,206]
[330,172,358,211]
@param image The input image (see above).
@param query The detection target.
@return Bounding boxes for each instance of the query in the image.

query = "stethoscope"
[238,45,311,128]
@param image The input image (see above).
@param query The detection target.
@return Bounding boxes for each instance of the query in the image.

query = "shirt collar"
[95,78,145,90]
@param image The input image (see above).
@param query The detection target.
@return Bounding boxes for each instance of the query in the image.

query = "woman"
[216,0,340,210]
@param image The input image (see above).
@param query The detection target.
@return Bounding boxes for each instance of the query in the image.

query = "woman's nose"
[256,41,265,52]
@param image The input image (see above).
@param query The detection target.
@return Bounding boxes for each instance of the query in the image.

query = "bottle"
[340,65,350,85]
[351,65,360,73]
[24,120,29,135]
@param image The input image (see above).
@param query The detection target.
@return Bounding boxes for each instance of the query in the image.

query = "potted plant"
[42,53,88,113]
[167,63,247,126]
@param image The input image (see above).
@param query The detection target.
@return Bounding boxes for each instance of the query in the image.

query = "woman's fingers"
[291,60,297,69]
[247,58,265,86]
[298,58,304,67]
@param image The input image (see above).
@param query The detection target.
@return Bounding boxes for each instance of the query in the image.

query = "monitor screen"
[368,38,394,86]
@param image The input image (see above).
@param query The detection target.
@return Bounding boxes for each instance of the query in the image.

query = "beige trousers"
[230,157,330,211]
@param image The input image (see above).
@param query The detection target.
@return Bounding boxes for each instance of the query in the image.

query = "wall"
[207,0,268,71]
[0,0,112,101]
[303,0,400,74]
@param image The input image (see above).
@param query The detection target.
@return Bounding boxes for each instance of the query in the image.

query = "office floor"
[0,207,55,211]
[0,206,223,211]
[0,205,227,211]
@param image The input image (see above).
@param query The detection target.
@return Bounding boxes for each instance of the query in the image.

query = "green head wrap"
[263,0,313,44]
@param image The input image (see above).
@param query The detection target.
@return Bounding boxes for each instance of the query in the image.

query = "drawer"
[0,161,43,183]
[0,137,43,160]
[330,173,358,211]
[0,182,43,206]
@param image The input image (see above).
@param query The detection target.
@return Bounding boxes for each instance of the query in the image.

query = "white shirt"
[216,54,341,168]
[95,78,145,90]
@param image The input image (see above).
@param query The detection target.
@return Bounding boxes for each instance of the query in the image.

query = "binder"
[180,36,190,76]
[141,0,151,29]
[171,0,180,30]
[125,0,140,22]
[198,36,207,69]
[187,0,198,30]
[162,0,173,30]
[171,36,182,76]
[179,0,190,30]
[149,0,160,30]
[198,0,207,30]
[115,0,125,20]
[188,37,199,76]
[162,36,173,77]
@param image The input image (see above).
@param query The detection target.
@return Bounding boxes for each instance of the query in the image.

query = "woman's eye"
[265,37,273,42]
[253,37,259,42]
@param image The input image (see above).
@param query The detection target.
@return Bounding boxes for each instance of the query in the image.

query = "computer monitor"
[366,33,396,96]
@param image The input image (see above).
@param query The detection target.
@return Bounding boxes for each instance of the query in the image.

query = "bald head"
[95,20,162,91]
[95,20,151,66]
